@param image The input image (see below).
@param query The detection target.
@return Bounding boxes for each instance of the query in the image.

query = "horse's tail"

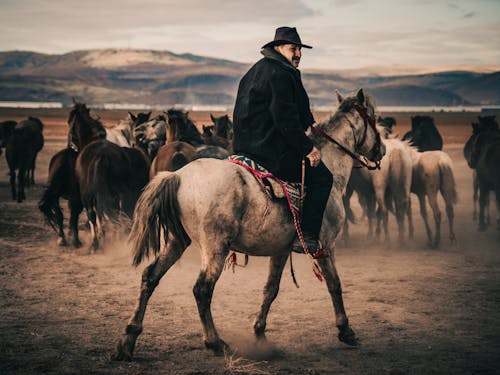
[91,155,122,223]
[130,172,190,266]
[38,174,64,231]
[439,157,458,205]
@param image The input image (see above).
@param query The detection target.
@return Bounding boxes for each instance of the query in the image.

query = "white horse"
[407,149,457,248]
[113,89,385,360]
[369,138,413,243]
[105,116,135,147]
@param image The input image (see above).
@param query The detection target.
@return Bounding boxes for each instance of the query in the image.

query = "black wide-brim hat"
[261,26,312,49]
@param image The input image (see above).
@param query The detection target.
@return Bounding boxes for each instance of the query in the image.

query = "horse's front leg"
[68,198,83,248]
[9,169,16,201]
[17,168,26,202]
[193,249,228,355]
[114,238,185,361]
[253,254,289,340]
[317,254,358,346]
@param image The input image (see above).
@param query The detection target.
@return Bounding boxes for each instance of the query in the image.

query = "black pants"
[301,161,333,239]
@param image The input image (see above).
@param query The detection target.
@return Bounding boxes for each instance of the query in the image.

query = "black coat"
[233,48,315,181]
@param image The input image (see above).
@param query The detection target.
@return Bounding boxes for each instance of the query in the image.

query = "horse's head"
[166,109,203,146]
[67,101,106,152]
[202,125,214,137]
[335,89,385,165]
[210,113,233,139]
[134,118,166,159]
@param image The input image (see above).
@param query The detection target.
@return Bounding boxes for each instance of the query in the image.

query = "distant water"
[0,102,497,113]
[0,101,63,109]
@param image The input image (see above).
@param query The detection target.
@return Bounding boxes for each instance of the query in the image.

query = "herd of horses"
[0,90,499,360]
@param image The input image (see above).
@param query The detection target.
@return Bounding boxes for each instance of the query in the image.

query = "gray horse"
[114,89,385,360]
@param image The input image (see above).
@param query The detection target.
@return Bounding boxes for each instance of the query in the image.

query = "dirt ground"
[0,108,499,375]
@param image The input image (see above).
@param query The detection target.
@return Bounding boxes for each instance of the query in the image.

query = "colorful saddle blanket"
[227,155,304,213]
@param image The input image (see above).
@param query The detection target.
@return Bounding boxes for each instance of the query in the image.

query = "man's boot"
[291,233,329,259]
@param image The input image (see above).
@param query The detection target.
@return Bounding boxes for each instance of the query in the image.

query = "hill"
[0,49,498,107]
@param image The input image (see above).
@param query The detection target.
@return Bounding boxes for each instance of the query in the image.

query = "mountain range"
[0,49,498,108]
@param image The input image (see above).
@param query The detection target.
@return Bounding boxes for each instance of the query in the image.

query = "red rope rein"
[227,159,325,281]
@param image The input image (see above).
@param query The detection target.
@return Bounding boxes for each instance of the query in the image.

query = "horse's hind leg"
[253,254,289,340]
[427,193,441,248]
[317,255,358,346]
[418,194,433,246]
[86,207,100,252]
[114,237,185,361]
[193,248,229,355]
[443,196,456,244]
[472,172,478,221]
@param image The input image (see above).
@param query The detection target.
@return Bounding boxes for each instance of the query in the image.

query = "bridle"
[311,102,382,170]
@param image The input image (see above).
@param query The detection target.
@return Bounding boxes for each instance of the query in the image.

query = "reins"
[311,104,381,171]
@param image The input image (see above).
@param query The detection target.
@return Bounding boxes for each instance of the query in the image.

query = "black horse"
[463,116,500,224]
[0,120,17,155]
[5,117,44,202]
[469,131,500,231]
[39,148,83,247]
[69,102,150,251]
[165,109,204,147]
[402,115,443,152]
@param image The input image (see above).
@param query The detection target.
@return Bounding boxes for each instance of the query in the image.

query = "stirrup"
[291,238,329,259]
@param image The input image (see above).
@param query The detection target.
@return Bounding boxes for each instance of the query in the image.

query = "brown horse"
[69,102,150,251]
[5,117,44,202]
[150,111,197,177]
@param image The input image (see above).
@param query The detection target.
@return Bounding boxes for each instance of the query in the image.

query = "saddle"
[227,155,304,212]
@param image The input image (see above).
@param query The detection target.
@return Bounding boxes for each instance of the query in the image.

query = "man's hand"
[306,146,321,167]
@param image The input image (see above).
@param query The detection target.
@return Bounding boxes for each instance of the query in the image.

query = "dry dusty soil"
[0,108,499,374]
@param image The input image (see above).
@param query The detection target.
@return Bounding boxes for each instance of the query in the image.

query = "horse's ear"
[184,112,189,121]
[356,89,365,106]
[210,113,216,123]
[472,123,478,132]
[335,90,344,104]
[146,111,152,120]
[128,112,137,122]
[163,111,170,123]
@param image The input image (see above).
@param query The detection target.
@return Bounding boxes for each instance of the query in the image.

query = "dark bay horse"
[38,148,83,247]
[469,132,500,231]
[114,89,385,360]
[69,102,150,251]
[38,111,152,249]
[5,117,44,202]
[463,116,499,222]
[402,115,443,152]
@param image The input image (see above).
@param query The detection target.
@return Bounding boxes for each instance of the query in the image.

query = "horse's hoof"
[112,340,133,362]
[205,339,230,356]
[57,238,68,247]
[72,239,83,249]
[338,325,359,347]
[478,224,487,232]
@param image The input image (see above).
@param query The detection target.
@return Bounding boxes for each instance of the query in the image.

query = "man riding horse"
[233,26,332,256]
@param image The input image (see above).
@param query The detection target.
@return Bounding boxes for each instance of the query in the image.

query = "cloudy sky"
[0,0,499,70]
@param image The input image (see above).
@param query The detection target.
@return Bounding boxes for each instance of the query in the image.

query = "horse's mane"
[314,92,377,136]
[70,103,105,131]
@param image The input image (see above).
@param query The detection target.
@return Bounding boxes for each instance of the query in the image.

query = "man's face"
[275,43,302,68]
